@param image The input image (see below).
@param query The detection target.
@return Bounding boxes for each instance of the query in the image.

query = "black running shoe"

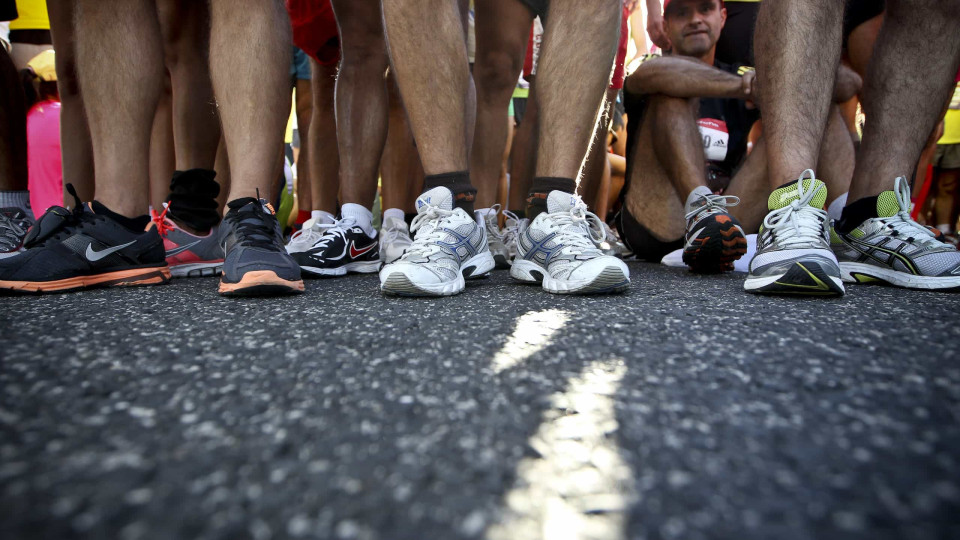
[288,217,380,276]
[0,186,169,293]
[218,197,304,296]
[0,207,34,259]
[683,193,747,273]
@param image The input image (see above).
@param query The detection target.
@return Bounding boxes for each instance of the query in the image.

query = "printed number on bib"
[698,118,729,162]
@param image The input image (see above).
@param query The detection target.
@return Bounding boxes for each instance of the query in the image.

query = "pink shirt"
[27,100,62,214]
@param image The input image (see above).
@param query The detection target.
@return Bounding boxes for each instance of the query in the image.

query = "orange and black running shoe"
[682,192,748,273]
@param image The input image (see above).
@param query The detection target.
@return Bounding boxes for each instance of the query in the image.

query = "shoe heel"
[462,251,495,279]
[509,259,544,283]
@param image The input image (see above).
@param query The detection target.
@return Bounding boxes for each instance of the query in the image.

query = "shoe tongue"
[768,177,827,210]
[227,197,260,211]
[415,187,453,213]
[876,190,901,218]
[546,190,579,214]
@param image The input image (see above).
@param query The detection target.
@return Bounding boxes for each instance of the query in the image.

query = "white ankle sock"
[684,186,713,215]
[340,203,375,237]
[937,224,952,235]
[383,208,405,224]
[827,192,848,222]
[311,210,335,225]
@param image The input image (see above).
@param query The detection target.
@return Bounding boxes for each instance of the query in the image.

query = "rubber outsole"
[301,260,380,277]
[683,215,747,273]
[744,261,845,296]
[0,266,171,293]
[840,262,960,290]
[219,270,304,296]
[170,261,223,278]
[511,258,630,295]
[380,251,495,297]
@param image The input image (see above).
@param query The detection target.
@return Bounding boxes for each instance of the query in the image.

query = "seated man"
[618,0,858,273]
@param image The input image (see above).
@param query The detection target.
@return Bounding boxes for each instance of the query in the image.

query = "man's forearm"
[624,56,744,99]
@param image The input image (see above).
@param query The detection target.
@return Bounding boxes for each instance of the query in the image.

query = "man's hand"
[646,0,670,49]
[625,0,639,12]
[740,69,758,109]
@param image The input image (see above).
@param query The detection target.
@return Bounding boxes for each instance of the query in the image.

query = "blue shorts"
[290,47,311,81]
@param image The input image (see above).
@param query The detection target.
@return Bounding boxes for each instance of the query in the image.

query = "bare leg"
[0,42,26,192]
[754,0,843,188]
[381,0,469,175]
[76,0,163,216]
[580,89,617,210]
[294,77,312,211]
[508,82,538,213]
[308,59,339,215]
[149,74,175,211]
[48,0,94,204]
[331,0,390,209]
[381,73,422,214]
[817,105,855,205]
[934,168,959,231]
[470,0,533,209]
[850,0,960,201]
[209,0,291,202]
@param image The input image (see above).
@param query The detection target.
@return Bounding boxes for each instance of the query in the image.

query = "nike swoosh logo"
[165,240,201,257]
[350,241,376,259]
[85,240,136,262]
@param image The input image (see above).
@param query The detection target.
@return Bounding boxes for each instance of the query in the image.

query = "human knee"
[475,48,523,100]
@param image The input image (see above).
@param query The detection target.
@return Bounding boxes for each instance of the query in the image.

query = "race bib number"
[698,118,729,162]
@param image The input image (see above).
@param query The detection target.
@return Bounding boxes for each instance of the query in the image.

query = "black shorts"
[518,0,548,19]
[844,0,884,41]
[715,1,760,67]
[615,206,682,263]
[0,0,16,22]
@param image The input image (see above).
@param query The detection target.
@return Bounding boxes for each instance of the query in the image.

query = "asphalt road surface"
[1,262,959,540]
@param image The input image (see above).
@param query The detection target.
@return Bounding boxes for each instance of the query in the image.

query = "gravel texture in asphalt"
[1,263,958,540]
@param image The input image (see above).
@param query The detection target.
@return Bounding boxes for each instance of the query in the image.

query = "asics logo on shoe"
[85,240,136,261]
[349,241,376,258]
[437,228,477,260]
[165,240,201,257]
[777,189,800,205]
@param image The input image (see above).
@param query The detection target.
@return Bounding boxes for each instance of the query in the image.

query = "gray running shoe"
[482,205,511,269]
[379,215,413,265]
[832,176,960,290]
[0,207,33,259]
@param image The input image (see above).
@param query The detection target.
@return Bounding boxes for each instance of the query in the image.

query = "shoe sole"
[683,217,747,273]
[840,262,960,290]
[380,251,495,297]
[744,261,845,296]
[301,260,380,277]
[219,270,305,296]
[511,259,631,295]
[170,261,224,278]
[0,266,171,293]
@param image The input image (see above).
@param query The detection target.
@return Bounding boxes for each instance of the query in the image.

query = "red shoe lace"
[152,204,175,237]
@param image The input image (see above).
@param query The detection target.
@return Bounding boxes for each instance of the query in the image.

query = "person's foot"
[744,170,844,296]
[0,187,169,293]
[502,210,527,262]
[0,207,34,259]
[218,197,304,296]
[682,193,747,272]
[832,176,960,290]
[151,204,224,278]
[379,186,494,296]
[379,215,413,265]
[481,206,511,269]
[511,191,630,294]
[289,216,380,277]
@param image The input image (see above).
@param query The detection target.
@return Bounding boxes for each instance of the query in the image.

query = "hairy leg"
[209,0,290,202]
[294,77,312,211]
[850,0,960,200]
[149,74,175,210]
[331,0,389,208]
[817,105,855,204]
[308,59,339,214]
[725,139,769,234]
[470,0,532,208]
[381,0,469,174]
[508,82,538,212]
[754,0,843,188]
[381,73,423,213]
[580,89,617,209]
[76,0,163,216]
[0,41,26,191]
[533,0,621,181]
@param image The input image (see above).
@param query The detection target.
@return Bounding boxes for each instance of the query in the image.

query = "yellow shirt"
[9,0,50,31]
[938,84,960,145]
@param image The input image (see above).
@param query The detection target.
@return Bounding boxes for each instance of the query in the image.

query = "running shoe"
[379,186,494,296]
[502,210,527,262]
[683,193,747,272]
[218,196,304,296]
[0,187,169,293]
[289,216,380,276]
[379,215,413,264]
[482,205,511,269]
[286,217,327,255]
[597,221,629,259]
[0,207,33,259]
[744,170,844,296]
[511,191,630,294]
[151,204,224,278]
[831,176,960,290]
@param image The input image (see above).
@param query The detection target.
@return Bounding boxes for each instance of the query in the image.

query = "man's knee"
[474,46,524,100]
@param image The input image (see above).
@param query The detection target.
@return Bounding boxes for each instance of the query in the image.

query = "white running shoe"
[285,218,332,255]
[511,191,630,294]
[482,205,511,269]
[502,210,527,262]
[379,187,495,296]
[379,215,413,264]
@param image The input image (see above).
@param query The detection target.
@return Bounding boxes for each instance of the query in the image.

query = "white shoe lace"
[288,221,332,248]
[404,206,458,258]
[878,176,942,248]
[502,210,522,247]
[545,197,606,254]
[484,204,507,244]
[685,193,740,222]
[381,218,412,244]
[762,169,828,248]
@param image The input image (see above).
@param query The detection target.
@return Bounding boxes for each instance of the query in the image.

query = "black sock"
[91,201,151,232]
[404,212,418,228]
[836,195,878,234]
[165,169,221,231]
[509,209,526,220]
[527,176,577,220]
[423,170,476,213]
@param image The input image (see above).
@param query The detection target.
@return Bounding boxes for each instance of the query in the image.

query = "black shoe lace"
[0,208,32,251]
[226,195,282,251]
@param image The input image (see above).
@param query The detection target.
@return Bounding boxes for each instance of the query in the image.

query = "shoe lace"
[484,204,506,242]
[151,202,176,237]
[547,197,606,253]
[685,193,741,222]
[312,217,355,249]
[289,220,335,247]
[762,169,827,248]
[229,196,282,250]
[406,205,457,258]
[501,209,522,247]
[382,218,411,243]
[0,208,31,251]
[877,176,945,248]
